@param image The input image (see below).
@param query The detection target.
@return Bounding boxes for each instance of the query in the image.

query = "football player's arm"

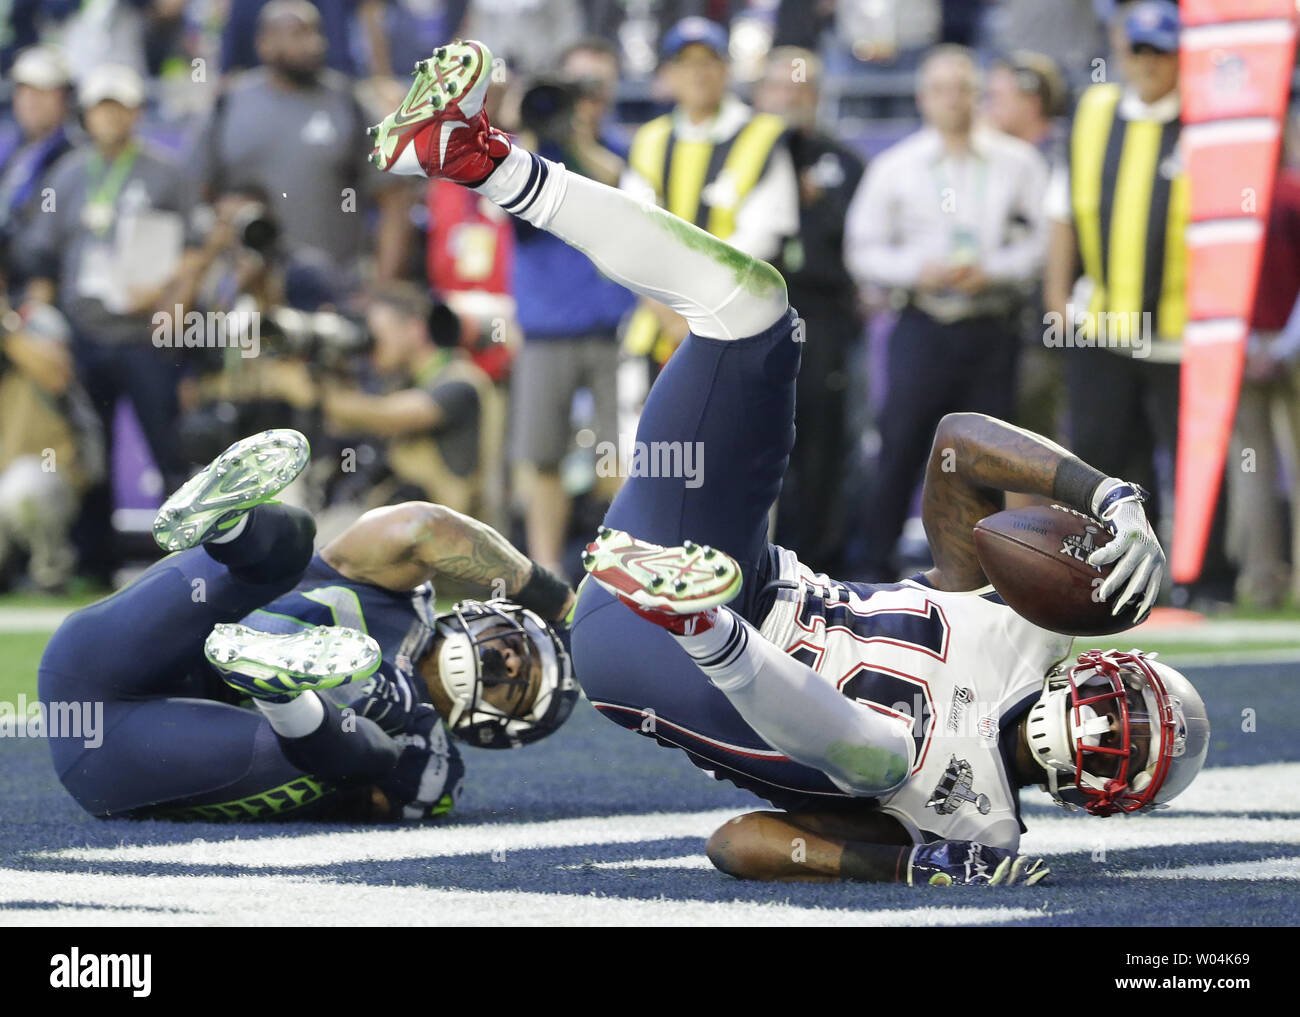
[321,502,574,620]
[920,412,1162,613]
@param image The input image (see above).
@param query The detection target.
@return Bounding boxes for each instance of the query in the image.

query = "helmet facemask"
[1025,649,1207,816]
[432,599,577,749]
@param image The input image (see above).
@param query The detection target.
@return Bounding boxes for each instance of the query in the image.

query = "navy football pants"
[571,309,856,810]
[38,508,383,819]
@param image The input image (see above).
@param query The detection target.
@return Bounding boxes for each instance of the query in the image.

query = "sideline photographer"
[0,301,102,591]
[177,183,355,467]
[315,282,501,530]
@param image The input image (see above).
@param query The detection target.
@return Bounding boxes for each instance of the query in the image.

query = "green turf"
[0,589,104,609]
[0,631,49,701]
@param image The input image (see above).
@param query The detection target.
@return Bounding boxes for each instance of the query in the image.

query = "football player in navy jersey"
[369,40,1210,884]
[39,428,577,822]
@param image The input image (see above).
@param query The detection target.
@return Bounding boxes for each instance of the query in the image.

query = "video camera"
[518,76,605,144]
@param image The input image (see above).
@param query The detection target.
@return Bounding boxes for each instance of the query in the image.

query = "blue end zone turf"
[1,660,1297,925]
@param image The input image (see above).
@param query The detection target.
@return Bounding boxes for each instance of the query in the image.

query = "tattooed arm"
[921,412,1096,591]
[322,501,537,601]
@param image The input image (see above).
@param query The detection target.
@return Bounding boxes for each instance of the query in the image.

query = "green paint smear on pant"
[825,741,909,791]
[647,205,785,297]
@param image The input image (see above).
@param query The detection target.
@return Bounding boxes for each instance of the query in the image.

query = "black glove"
[350,662,419,735]
[375,704,465,821]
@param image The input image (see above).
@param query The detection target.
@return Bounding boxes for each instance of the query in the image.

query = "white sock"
[255,691,326,738]
[672,607,734,661]
[207,514,248,544]
[472,145,567,226]
[675,608,914,796]
[474,147,788,340]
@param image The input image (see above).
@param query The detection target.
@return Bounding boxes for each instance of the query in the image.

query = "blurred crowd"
[0,0,1298,612]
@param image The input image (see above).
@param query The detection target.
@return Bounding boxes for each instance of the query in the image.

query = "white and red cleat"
[581,528,742,635]
[367,39,509,181]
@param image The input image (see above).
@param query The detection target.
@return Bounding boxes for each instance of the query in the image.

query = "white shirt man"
[846,122,1049,322]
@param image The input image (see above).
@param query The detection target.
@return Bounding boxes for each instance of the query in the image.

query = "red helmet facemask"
[1025,649,1207,816]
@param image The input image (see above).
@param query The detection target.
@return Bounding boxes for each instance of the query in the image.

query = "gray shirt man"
[23,142,194,345]
[193,68,389,274]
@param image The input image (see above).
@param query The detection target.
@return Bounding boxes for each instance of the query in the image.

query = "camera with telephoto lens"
[428,300,513,353]
[259,307,371,372]
[229,202,280,255]
[518,76,604,144]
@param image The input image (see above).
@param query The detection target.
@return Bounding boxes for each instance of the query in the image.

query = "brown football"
[973,504,1147,636]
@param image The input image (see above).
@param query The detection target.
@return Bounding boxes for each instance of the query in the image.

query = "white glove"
[1087,480,1164,619]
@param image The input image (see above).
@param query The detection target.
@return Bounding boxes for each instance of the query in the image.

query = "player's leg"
[41,429,403,818]
[704,809,1049,885]
[582,534,915,797]
[370,41,795,603]
[570,593,860,801]
[470,137,795,585]
[706,810,913,882]
[46,578,407,819]
[56,694,392,820]
[40,430,317,700]
[370,41,787,340]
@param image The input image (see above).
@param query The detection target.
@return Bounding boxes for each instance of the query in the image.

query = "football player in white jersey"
[369,39,1211,887]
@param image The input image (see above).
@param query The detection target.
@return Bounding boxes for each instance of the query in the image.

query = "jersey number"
[791,590,950,772]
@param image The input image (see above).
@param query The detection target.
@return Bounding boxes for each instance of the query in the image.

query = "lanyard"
[931,149,987,254]
[82,144,139,237]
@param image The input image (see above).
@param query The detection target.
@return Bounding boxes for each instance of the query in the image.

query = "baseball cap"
[78,63,145,109]
[661,16,729,62]
[11,46,71,90]
[1125,1,1180,54]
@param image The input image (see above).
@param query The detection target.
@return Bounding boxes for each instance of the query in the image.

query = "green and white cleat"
[581,528,743,615]
[152,429,310,552]
[367,38,495,174]
[205,623,382,703]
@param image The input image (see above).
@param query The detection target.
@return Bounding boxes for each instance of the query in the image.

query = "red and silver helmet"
[1025,649,1210,816]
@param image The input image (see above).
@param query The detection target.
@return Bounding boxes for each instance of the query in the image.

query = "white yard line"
[0,608,73,633]
[1117,857,1300,881]
[39,809,745,867]
[559,855,715,871]
[37,764,1300,871]
[0,870,1047,927]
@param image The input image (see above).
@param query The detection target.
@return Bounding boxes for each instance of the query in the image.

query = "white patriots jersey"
[757,548,1075,852]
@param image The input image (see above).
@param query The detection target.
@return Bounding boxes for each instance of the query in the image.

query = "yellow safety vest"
[1069,83,1187,348]
[624,109,788,360]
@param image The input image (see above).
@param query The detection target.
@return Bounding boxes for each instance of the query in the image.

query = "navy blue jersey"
[242,554,430,702]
